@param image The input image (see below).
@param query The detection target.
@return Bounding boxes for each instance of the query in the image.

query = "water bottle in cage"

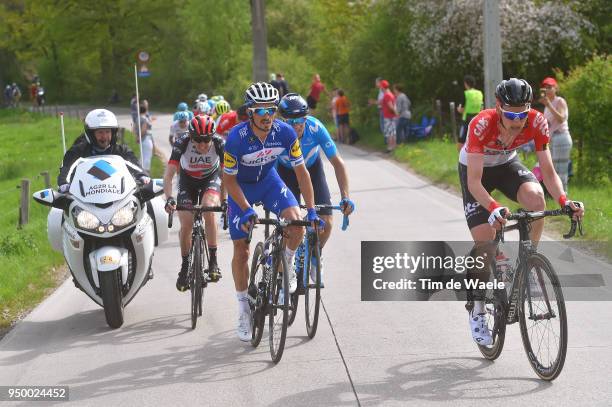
[495,251,514,293]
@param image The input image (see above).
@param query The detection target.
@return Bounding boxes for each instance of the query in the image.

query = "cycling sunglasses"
[192,135,212,143]
[285,117,306,125]
[248,106,277,116]
[500,107,529,121]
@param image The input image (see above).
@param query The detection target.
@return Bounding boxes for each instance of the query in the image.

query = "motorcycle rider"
[58,108,149,191]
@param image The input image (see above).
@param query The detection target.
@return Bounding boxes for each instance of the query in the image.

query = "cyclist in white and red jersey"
[459,78,584,346]
[163,115,226,291]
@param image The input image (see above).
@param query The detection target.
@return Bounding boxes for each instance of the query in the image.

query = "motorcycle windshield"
[68,155,137,204]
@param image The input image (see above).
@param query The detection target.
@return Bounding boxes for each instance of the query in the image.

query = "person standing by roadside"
[393,84,411,144]
[540,77,572,192]
[306,73,327,111]
[368,77,385,137]
[334,89,351,144]
[10,83,21,108]
[380,80,398,152]
[130,94,139,131]
[138,103,154,174]
[4,85,12,107]
[456,75,483,151]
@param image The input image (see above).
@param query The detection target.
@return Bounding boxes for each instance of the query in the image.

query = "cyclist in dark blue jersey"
[277,93,355,284]
[223,82,322,342]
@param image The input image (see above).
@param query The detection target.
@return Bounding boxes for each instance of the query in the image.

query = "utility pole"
[483,0,503,108]
[251,0,268,82]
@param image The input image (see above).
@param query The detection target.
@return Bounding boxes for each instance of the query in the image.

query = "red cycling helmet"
[189,115,216,138]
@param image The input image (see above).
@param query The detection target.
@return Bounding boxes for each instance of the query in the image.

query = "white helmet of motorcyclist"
[84,108,119,148]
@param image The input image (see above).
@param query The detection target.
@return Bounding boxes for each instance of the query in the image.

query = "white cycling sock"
[284,248,296,269]
[236,290,249,314]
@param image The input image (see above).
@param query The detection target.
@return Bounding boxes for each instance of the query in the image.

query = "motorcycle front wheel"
[100,269,124,329]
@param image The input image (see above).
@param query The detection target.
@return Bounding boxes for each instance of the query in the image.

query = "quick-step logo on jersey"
[290,139,302,158]
[241,147,285,166]
[87,160,116,181]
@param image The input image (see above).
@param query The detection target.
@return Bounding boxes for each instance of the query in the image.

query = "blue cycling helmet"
[177,102,189,111]
[279,93,308,119]
[174,111,189,122]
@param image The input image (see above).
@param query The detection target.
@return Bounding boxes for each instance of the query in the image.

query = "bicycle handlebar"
[497,205,582,242]
[167,205,226,229]
[245,216,312,244]
[299,204,350,231]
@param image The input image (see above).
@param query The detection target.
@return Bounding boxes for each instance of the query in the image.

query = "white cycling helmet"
[84,108,119,146]
[197,93,208,102]
[244,82,279,106]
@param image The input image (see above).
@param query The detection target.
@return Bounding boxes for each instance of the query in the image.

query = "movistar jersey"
[278,116,337,168]
[224,120,304,183]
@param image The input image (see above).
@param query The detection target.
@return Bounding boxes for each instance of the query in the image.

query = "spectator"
[380,80,398,152]
[306,73,327,111]
[540,76,572,192]
[30,80,38,107]
[142,99,168,170]
[368,77,385,135]
[393,84,411,143]
[456,74,483,150]
[130,94,139,130]
[109,89,120,104]
[138,103,154,174]
[330,88,339,139]
[10,83,21,108]
[4,85,12,107]
[279,73,289,96]
[271,73,289,98]
[334,89,351,144]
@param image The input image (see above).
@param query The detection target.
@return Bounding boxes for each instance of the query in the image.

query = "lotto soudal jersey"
[278,116,337,169]
[224,120,304,183]
[459,109,550,167]
[168,134,224,179]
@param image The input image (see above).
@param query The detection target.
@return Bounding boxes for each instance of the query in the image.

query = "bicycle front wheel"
[190,234,204,329]
[269,249,289,363]
[249,242,266,347]
[304,238,321,339]
[519,253,568,381]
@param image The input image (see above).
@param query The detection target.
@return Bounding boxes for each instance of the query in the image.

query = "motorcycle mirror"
[32,188,59,207]
[151,179,164,196]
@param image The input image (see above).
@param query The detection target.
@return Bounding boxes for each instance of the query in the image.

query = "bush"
[558,55,612,185]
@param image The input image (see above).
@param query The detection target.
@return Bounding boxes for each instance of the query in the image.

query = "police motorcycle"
[32,110,168,329]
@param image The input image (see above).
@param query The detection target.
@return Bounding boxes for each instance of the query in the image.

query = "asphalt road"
[1,112,610,406]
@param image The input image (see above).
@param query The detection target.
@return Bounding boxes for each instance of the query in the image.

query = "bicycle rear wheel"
[519,253,567,381]
[288,243,304,327]
[478,263,507,360]
[304,237,321,339]
[269,249,289,363]
[249,242,266,347]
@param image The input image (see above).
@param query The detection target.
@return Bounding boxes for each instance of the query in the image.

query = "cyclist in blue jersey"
[277,93,355,285]
[223,82,323,342]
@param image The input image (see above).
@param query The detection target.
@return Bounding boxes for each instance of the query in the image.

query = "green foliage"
[558,55,611,185]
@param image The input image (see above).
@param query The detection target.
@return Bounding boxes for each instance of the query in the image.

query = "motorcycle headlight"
[74,208,100,230]
[111,203,136,227]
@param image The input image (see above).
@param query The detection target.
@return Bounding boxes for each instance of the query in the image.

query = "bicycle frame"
[496,208,577,325]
